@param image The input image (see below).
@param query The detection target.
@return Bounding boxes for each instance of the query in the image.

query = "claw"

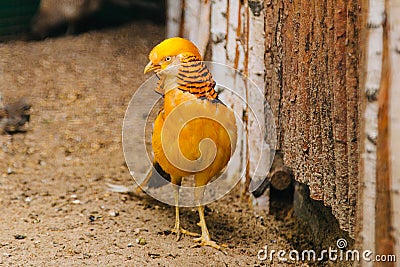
[172,227,199,241]
[193,236,227,254]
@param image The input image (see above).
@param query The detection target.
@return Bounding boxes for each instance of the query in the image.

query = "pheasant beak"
[144,61,160,74]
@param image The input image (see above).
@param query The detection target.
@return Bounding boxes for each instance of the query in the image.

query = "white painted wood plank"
[182,0,201,45]
[166,0,183,38]
[246,1,270,210]
[226,1,247,186]
[210,0,241,183]
[247,0,267,184]
[181,0,211,56]
[226,0,238,64]
[210,0,228,64]
[360,0,385,265]
[197,0,211,56]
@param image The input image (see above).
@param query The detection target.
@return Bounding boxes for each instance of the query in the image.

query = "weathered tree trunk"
[264,0,362,237]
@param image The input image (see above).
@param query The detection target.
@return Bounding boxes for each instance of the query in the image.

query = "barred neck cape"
[157,54,218,100]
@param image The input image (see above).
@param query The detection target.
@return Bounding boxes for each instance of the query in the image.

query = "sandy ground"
[0,21,317,266]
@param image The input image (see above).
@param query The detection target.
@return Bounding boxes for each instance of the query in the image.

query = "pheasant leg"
[171,186,199,241]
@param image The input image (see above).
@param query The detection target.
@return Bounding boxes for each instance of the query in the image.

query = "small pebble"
[127,243,133,247]
[72,199,80,204]
[136,237,146,245]
[14,234,27,240]
[83,253,91,259]
[134,228,148,235]
[148,253,160,259]
[157,229,171,236]
[109,210,119,217]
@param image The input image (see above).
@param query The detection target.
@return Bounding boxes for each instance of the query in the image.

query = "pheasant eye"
[165,56,172,62]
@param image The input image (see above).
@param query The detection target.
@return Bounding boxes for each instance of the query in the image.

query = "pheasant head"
[144,37,202,74]
[144,37,216,99]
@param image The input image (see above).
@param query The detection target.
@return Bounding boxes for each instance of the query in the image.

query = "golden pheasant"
[144,37,237,250]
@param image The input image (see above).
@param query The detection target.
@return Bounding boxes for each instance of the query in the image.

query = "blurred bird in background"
[142,37,237,250]
[0,97,31,134]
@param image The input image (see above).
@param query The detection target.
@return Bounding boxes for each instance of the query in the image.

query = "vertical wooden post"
[332,0,349,231]
[374,1,395,266]
[388,0,400,260]
[346,0,362,234]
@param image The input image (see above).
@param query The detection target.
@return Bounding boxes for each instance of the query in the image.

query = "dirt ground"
[0,21,317,266]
